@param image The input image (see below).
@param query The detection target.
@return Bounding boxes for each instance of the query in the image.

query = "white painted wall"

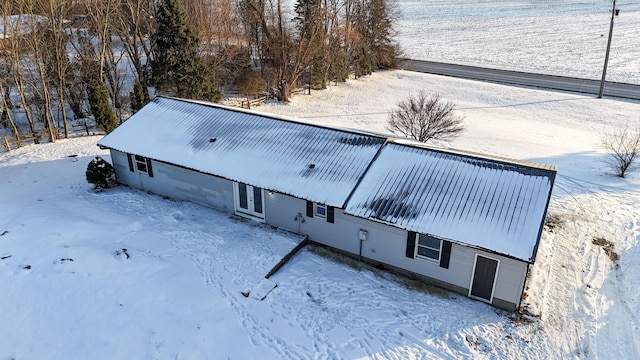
[111,150,234,212]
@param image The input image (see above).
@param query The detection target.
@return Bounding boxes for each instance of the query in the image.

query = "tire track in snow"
[589,195,640,360]
[541,176,640,358]
[537,176,599,356]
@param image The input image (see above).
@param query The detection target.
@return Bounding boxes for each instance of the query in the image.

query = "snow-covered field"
[2,69,640,358]
[396,0,640,84]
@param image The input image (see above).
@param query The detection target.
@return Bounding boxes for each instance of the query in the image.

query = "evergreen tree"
[150,0,221,102]
[351,0,398,76]
[366,0,397,69]
[294,0,320,35]
[87,78,118,133]
[86,156,117,189]
[130,79,150,113]
[294,0,326,89]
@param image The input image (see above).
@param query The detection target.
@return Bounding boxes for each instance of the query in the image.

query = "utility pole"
[598,0,618,98]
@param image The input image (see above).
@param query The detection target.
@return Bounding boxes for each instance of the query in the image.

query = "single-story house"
[98,96,557,311]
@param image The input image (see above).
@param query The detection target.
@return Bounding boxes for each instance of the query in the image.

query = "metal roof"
[98,97,386,207]
[344,142,556,262]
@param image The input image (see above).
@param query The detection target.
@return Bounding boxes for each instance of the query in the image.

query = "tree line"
[0,0,399,140]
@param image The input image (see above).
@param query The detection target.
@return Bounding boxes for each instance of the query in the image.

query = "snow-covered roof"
[344,142,556,262]
[98,97,386,207]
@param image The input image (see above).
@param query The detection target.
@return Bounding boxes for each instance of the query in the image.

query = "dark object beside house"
[86,156,117,189]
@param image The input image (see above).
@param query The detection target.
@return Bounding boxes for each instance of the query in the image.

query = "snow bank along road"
[399,59,640,100]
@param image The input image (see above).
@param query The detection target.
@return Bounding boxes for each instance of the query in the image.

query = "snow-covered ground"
[0,15,47,39]
[396,0,640,84]
[2,69,640,358]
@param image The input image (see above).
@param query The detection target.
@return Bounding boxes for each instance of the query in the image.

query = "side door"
[469,254,499,303]
[233,182,265,221]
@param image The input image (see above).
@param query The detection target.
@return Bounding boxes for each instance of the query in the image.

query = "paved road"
[398,59,640,100]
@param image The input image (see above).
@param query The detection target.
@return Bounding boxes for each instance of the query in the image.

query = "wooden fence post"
[3,135,10,152]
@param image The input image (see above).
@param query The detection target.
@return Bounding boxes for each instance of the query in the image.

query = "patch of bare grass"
[544,212,565,233]
[592,237,619,263]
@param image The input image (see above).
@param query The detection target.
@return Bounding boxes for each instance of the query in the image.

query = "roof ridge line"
[388,138,558,172]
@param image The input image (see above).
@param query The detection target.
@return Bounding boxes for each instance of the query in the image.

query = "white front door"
[234,182,265,220]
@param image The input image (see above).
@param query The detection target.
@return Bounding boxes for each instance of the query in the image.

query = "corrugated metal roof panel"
[344,142,555,262]
[98,97,386,207]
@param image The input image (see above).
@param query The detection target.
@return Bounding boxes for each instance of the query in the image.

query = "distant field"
[395,0,640,84]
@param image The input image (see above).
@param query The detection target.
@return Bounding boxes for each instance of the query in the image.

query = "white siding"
[111,150,234,212]
[265,193,361,254]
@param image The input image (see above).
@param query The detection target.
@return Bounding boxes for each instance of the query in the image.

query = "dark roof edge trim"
[529,171,558,263]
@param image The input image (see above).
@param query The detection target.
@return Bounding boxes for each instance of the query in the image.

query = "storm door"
[234,182,265,220]
[469,255,499,303]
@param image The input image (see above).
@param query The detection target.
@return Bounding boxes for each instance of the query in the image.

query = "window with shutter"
[129,154,154,177]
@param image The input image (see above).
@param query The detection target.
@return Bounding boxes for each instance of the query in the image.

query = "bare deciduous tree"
[4,6,39,139]
[387,91,464,143]
[602,126,640,178]
[27,16,57,142]
[14,0,58,143]
[39,0,74,138]
[86,0,124,109]
[0,88,21,145]
[114,0,155,83]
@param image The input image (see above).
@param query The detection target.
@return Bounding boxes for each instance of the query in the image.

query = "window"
[315,203,327,218]
[134,155,148,174]
[415,234,442,261]
[127,154,154,177]
[306,201,334,223]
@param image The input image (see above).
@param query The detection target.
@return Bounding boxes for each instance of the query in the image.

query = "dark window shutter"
[405,231,416,258]
[306,200,313,217]
[146,158,154,177]
[440,241,452,268]
[327,206,335,223]
[127,154,134,172]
